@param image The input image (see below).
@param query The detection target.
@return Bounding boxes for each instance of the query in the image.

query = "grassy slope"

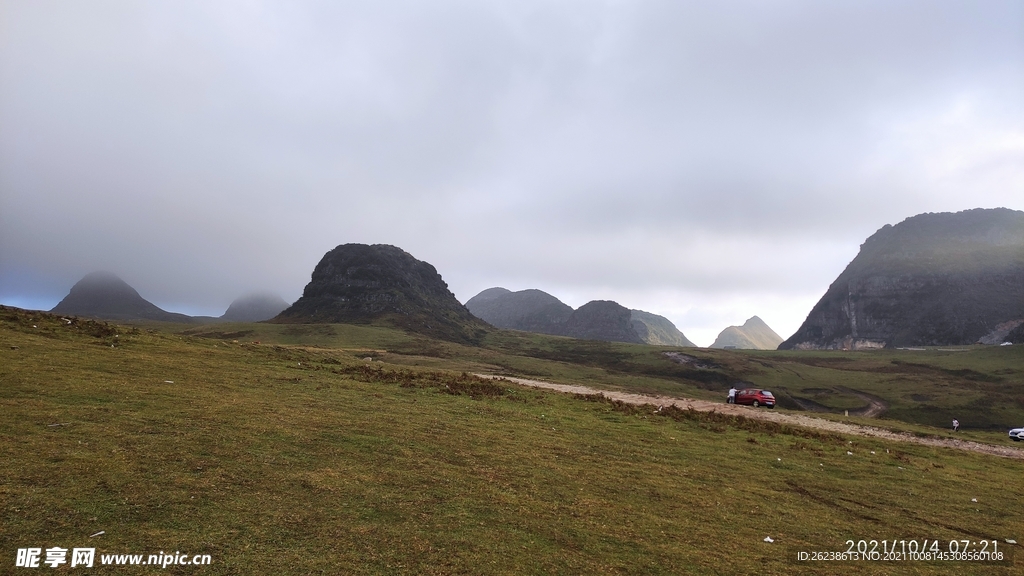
[2,308,1022,574]
[722,348,1024,431]
[184,321,1024,431]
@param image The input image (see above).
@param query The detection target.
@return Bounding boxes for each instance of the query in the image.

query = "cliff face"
[273,244,488,343]
[780,208,1024,350]
[710,316,783,350]
[51,271,193,323]
[464,288,573,335]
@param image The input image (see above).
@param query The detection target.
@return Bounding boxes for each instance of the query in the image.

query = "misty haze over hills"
[30,208,1024,351]
[49,272,288,324]
[220,293,290,322]
[50,271,195,323]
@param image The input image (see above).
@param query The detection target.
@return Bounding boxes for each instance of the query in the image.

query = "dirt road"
[477,374,1024,460]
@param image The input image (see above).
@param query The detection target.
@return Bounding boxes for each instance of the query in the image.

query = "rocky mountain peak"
[50,271,192,322]
[563,300,644,344]
[780,208,1024,350]
[273,243,488,343]
[465,287,573,335]
[710,316,783,350]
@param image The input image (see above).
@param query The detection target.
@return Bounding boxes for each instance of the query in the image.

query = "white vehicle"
[1009,427,1024,442]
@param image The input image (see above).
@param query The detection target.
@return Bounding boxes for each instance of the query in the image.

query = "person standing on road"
[952,418,960,432]
[728,386,737,404]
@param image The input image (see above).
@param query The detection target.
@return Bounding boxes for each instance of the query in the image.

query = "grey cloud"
[2,0,1022,335]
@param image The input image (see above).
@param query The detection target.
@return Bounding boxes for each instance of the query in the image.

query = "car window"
[762,391,774,397]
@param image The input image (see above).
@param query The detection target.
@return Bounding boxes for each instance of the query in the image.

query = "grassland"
[177,319,1024,434]
[1,307,1022,574]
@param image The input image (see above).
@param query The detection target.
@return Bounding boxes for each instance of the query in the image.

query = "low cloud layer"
[2,1,1022,345]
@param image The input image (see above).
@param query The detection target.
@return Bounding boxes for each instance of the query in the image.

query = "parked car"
[734,388,775,408]
[1009,427,1024,441]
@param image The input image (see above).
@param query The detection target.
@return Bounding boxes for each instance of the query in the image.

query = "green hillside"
[2,306,1021,574]
[710,316,783,350]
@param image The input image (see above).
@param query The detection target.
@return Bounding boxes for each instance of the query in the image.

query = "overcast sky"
[1,1,1022,346]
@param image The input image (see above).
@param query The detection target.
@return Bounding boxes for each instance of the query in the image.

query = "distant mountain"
[50,271,194,323]
[780,208,1024,350]
[221,293,290,322]
[272,243,489,343]
[563,300,644,344]
[630,309,696,347]
[709,316,782,350]
[465,287,573,335]
[465,287,695,346]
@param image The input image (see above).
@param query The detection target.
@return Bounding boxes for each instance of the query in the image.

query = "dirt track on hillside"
[477,374,1024,460]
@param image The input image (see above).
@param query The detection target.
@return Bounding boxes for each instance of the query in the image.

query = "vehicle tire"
[767,405,774,409]
[752,400,759,408]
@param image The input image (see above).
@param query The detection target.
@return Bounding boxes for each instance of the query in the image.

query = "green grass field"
[179,318,1024,435]
[2,307,1021,574]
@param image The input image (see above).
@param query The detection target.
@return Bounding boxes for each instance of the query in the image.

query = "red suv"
[734,389,775,408]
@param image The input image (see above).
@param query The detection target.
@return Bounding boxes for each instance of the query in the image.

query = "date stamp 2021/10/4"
[796,539,1013,563]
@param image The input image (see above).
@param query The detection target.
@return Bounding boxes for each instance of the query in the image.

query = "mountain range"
[465,287,695,346]
[49,271,287,324]
[39,207,1024,350]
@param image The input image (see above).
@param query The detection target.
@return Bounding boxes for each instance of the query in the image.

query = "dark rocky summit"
[563,300,644,344]
[465,287,573,335]
[221,293,290,322]
[780,208,1024,350]
[710,316,783,350]
[629,309,696,347]
[465,287,694,345]
[273,244,488,343]
[51,271,193,322]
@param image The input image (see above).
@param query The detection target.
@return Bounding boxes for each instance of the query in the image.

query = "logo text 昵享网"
[15,547,211,568]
